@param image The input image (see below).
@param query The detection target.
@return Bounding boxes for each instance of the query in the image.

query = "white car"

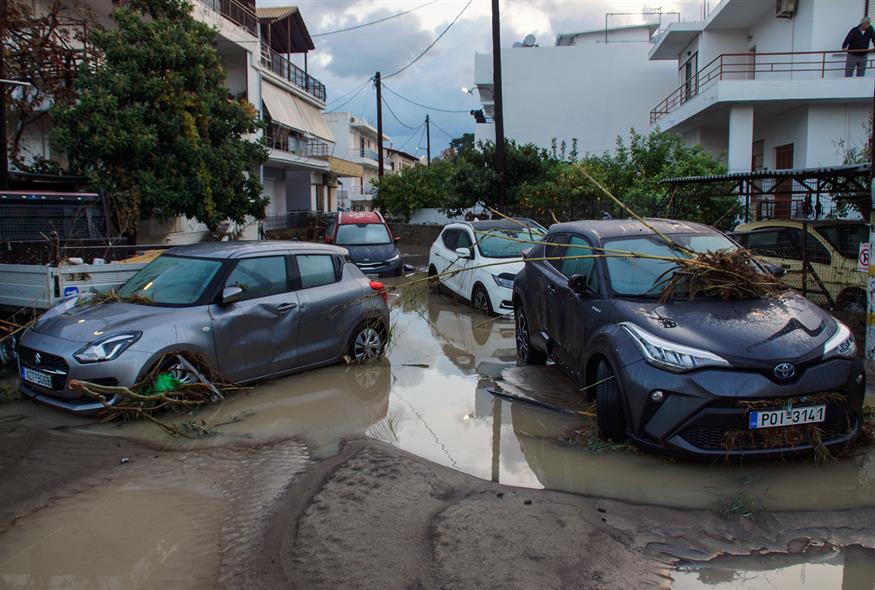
[428,219,546,315]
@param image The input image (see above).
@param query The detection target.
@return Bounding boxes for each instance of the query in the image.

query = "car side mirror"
[568,274,596,296]
[455,247,473,259]
[324,235,333,244]
[521,246,533,260]
[221,286,243,305]
[764,263,787,278]
[394,236,401,243]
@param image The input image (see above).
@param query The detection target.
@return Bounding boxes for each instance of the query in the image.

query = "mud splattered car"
[512,219,865,458]
[17,241,390,413]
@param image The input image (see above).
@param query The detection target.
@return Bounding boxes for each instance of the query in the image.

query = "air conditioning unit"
[776,0,797,18]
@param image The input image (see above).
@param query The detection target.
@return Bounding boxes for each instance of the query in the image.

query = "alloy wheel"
[516,310,530,359]
[473,288,489,313]
[354,327,383,362]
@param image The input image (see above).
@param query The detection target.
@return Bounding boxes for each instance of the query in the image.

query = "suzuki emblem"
[34,352,42,366]
[773,362,796,381]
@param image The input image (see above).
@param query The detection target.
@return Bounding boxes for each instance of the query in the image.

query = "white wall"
[481,45,676,156]
[561,26,654,46]
[805,103,870,166]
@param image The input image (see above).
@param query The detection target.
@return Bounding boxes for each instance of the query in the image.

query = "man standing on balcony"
[843,17,874,77]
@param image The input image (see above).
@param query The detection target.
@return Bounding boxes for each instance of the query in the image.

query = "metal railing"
[650,50,875,123]
[265,122,330,157]
[349,148,380,162]
[262,210,332,232]
[260,44,327,102]
[197,0,258,36]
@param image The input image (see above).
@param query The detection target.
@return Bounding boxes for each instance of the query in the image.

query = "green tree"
[372,159,453,221]
[52,0,268,234]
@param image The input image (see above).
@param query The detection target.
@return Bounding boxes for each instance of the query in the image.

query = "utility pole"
[491,0,507,209]
[426,114,431,165]
[375,71,384,179]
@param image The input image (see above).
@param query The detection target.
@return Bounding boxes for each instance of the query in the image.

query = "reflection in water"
[673,545,875,589]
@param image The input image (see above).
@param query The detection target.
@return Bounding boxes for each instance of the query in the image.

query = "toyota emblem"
[34,352,42,366]
[773,362,796,381]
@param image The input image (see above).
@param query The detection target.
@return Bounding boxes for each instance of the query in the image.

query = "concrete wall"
[477,45,677,156]
[804,103,870,166]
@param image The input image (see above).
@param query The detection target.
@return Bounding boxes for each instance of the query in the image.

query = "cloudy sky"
[264,1,720,157]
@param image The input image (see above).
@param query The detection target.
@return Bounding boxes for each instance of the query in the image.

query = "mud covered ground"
[2,418,875,589]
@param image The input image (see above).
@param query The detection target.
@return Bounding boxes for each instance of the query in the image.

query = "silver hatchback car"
[18,241,390,413]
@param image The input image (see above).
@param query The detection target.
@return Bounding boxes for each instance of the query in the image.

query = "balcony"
[196,0,258,36]
[651,50,875,124]
[349,148,380,163]
[266,122,330,158]
[260,44,326,103]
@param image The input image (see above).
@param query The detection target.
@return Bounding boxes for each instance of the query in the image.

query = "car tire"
[595,360,627,443]
[394,263,404,277]
[154,355,200,386]
[515,303,547,365]
[428,265,440,292]
[471,284,494,316]
[348,319,386,363]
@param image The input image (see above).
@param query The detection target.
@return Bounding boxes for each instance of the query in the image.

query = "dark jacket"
[843,26,875,53]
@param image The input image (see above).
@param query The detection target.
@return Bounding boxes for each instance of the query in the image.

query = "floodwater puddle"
[672,544,875,589]
[2,279,875,513]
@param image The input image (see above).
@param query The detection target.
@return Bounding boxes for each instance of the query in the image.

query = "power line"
[381,82,471,114]
[325,78,371,110]
[326,78,372,112]
[398,120,426,150]
[312,0,438,37]
[429,118,456,140]
[381,94,419,130]
[383,0,473,80]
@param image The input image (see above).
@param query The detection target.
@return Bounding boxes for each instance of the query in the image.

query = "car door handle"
[547,284,557,296]
[277,302,298,313]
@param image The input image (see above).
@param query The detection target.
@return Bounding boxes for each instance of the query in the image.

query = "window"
[474,227,545,258]
[775,144,794,169]
[456,230,473,250]
[335,223,391,245]
[751,140,764,171]
[119,255,222,306]
[224,256,288,301]
[297,254,339,289]
[561,236,599,291]
[544,234,568,271]
[747,228,831,264]
[815,224,870,260]
[441,229,459,250]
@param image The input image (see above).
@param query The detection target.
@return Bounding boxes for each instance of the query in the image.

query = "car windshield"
[475,227,545,258]
[814,224,870,259]
[336,223,391,245]
[118,255,223,305]
[603,233,738,297]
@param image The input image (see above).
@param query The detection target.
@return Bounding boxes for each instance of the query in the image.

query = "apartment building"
[17,0,340,243]
[648,0,872,172]
[323,113,392,210]
[472,24,678,155]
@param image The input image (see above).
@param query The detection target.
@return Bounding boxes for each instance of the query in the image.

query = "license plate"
[749,405,825,430]
[21,366,53,388]
[366,273,379,280]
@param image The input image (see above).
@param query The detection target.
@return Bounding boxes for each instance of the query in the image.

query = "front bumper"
[617,356,865,458]
[17,329,153,414]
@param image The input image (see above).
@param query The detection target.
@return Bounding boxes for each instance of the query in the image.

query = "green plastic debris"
[144,373,182,396]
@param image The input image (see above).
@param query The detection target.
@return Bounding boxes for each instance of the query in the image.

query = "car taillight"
[369,280,388,304]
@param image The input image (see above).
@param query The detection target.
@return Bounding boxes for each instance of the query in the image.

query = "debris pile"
[658,248,786,302]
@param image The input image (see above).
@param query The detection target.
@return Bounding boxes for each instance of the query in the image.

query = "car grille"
[356,261,386,270]
[678,396,855,452]
[18,346,69,391]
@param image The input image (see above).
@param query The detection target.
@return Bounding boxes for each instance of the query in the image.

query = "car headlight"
[822,321,856,360]
[74,332,142,363]
[492,272,515,288]
[386,253,401,264]
[620,322,729,373]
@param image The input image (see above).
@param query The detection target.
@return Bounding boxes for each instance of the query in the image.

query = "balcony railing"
[349,148,380,162]
[650,50,875,123]
[196,0,258,36]
[266,122,330,157]
[260,44,327,102]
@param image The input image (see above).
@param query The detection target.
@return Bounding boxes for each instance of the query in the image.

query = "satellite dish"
[523,34,536,47]
[512,41,523,47]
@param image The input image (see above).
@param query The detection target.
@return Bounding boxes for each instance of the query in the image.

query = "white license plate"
[21,366,53,388]
[749,405,826,430]
[365,273,379,280]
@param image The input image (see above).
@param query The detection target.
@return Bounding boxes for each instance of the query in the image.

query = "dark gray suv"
[512,219,864,458]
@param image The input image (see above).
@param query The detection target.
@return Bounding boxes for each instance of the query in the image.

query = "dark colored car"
[324,211,402,277]
[512,219,864,458]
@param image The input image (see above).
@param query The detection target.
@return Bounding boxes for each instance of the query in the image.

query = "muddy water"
[2,279,875,514]
[673,545,875,589]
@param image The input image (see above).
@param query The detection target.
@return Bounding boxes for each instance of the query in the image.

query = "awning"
[262,81,334,143]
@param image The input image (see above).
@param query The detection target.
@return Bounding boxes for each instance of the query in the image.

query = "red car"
[324,212,403,277]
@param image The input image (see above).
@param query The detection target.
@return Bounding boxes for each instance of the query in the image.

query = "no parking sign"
[859,242,870,273]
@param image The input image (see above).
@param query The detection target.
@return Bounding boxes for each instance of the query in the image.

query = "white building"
[18,0,343,243]
[648,0,873,172]
[324,113,392,210]
[472,24,678,156]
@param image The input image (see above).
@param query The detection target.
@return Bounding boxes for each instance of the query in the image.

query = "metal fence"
[259,44,327,102]
[0,193,108,243]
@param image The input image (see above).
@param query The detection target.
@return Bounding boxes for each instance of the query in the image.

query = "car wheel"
[0,335,17,366]
[515,303,547,365]
[472,284,494,315]
[595,360,627,443]
[837,287,866,313]
[349,321,385,363]
[156,356,199,386]
[428,265,442,293]
[394,263,404,277]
